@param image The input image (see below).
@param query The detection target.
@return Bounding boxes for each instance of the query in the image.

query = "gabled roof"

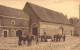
[0,5,29,19]
[24,2,71,25]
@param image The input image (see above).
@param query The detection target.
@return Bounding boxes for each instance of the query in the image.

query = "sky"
[0,0,79,19]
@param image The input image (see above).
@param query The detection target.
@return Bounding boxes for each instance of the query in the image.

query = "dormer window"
[11,20,15,24]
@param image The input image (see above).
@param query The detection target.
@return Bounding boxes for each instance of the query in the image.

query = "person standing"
[27,34,31,46]
[63,34,66,42]
[44,32,47,42]
[56,34,58,42]
[54,35,56,42]
[18,35,22,46]
[36,36,39,44]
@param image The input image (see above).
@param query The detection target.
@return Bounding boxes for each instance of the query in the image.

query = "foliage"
[69,17,79,25]
[69,17,79,36]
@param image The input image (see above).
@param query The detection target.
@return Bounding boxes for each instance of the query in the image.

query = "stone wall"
[0,27,28,37]
[1,17,29,27]
[23,4,40,35]
[40,22,74,36]
[0,16,29,37]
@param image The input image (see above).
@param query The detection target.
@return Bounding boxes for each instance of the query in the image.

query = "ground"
[0,36,80,50]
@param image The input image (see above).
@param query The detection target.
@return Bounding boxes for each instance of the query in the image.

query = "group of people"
[18,33,66,46]
[40,34,66,42]
[53,34,66,42]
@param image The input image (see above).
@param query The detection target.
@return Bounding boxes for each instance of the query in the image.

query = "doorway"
[16,30,22,36]
[32,27,38,36]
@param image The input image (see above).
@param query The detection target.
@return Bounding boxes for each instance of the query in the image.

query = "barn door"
[16,30,22,36]
[32,27,38,36]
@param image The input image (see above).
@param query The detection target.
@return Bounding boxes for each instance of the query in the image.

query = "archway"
[32,27,38,36]
[31,23,38,36]
[16,30,22,36]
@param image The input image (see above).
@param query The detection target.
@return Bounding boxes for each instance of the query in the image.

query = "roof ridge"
[24,2,70,25]
[26,2,64,16]
[25,2,42,21]
[0,5,29,19]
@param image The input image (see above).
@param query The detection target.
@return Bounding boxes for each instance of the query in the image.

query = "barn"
[0,2,74,37]
[23,2,74,36]
[0,5,29,37]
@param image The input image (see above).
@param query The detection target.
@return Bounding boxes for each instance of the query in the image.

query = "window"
[4,31,7,37]
[11,20,15,24]
[2,30,8,37]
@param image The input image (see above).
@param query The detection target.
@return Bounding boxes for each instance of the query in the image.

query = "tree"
[69,17,79,25]
[69,17,79,36]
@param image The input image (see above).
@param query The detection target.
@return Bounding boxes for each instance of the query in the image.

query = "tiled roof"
[24,2,71,25]
[0,5,29,19]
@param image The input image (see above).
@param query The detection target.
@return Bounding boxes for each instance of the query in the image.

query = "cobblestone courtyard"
[0,36,80,50]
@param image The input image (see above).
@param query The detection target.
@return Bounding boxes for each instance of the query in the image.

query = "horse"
[18,35,34,46]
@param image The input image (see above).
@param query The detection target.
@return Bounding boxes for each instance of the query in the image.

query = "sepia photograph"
[0,0,79,50]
